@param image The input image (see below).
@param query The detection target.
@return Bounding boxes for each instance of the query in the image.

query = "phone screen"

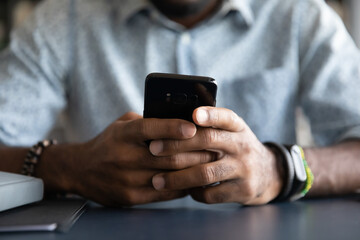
[144,73,217,122]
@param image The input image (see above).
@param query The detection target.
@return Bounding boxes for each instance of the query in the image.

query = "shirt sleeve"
[298,0,360,146]
[0,0,72,146]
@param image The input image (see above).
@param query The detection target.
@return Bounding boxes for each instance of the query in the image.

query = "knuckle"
[242,181,257,200]
[205,191,229,204]
[203,129,218,145]
[220,130,233,144]
[240,141,252,157]
[158,119,186,139]
[125,119,145,140]
[163,174,176,189]
[120,174,133,187]
[168,155,183,169]
[167,140,181,152]
[200,166,217,184]
[200,163,234,184]
[161,121,174,136]
[239,160,255,182]
[229,111,240,128]
[236,116,246,131]
[137,119,151,139]
[202,191,215,203]
[111,122,124,142]
[122,189,138,205]
[201,152,214,164]
[216,163,235,179]
[122,112,135,120]
[168,121,183,137]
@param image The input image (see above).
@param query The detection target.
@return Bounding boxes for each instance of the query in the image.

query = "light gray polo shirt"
[0,0,360,147]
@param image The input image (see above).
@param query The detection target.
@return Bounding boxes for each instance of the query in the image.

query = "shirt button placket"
[176,31,195,75]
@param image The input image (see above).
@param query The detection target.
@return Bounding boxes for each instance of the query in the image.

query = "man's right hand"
[54,112,215,207]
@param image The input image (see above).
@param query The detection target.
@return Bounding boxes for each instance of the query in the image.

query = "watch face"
[290,146,307,182]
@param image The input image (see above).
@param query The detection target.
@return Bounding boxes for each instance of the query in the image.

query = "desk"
[1,195,360,240]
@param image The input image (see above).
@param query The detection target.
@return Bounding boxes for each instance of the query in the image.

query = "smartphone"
[143,73,217,123]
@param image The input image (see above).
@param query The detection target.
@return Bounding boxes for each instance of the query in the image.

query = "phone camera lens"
[166,93,171,102]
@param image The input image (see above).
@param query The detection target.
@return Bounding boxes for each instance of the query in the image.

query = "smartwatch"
[265,142,312,201]
[285,145,307,201]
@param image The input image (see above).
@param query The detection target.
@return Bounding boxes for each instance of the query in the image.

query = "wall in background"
[327,0,360,47]
[347,0,360,47]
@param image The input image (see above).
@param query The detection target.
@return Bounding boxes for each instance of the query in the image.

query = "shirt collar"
[223,0,254,26]
[114,0,254,27]
[114,0,150,24]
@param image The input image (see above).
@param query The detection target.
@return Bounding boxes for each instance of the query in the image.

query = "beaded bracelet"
[22,140,57,176]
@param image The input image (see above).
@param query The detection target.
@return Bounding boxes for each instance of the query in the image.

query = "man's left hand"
[149,107,284,205]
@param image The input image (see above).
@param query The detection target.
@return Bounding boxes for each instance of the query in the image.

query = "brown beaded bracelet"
[22,139,57,176]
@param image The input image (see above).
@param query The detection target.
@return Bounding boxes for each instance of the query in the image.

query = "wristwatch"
[285,145,307,201]
[264,142,313,201]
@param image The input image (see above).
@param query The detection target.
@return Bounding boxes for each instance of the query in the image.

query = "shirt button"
[181,32,191,44]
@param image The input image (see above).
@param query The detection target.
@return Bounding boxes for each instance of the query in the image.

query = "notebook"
[0,171,44,212]
[0,198,87,232]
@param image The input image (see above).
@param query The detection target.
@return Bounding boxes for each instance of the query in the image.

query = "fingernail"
[181,124,196,138]
[153,175,165,190]
[196,109,209,124]
[150,141,163,155]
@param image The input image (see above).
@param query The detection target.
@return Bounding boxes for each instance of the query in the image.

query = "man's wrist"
[264,144,286,202]
[36,143,85,194]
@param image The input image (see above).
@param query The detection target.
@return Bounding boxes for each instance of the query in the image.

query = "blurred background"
[0,0,360,50]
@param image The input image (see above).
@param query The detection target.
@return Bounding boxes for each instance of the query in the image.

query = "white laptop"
[0,171,43,212]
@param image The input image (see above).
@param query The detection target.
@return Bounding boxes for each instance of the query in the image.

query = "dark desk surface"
[1,195,360,240]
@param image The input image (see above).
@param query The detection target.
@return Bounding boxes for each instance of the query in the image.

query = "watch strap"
[264,142,295,201]
[264,142,313,202]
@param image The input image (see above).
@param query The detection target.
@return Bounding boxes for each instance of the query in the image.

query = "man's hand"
[66,112,216,207]
[150,107,284,205]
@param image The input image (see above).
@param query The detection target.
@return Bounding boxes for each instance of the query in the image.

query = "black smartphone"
[144,73,217,123]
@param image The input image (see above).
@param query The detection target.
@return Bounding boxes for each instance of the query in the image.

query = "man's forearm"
[0,147,28,173]
[0,145,81,194]
[305,140,360,196]
[1,138,359,202]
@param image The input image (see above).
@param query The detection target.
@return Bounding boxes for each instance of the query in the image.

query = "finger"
[190,180,263,205]
[189,185,233,204]
[92,163,158,188]
[152,159,239,191]
[123,118,197,142]
[140,151,217,170]
[119,187,187,206]
[117,169,159,188]
[149,128,238,156]
[139,187,188,204]
[118,112,143,121]
[193,107,245,132]
[125,148,216,170]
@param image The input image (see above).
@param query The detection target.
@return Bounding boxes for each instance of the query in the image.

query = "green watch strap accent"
[299,146,314,197]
